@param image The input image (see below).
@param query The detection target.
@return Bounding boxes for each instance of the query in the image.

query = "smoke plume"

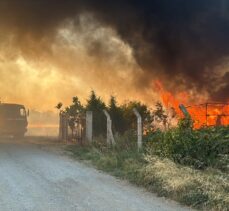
[0,0,229,108]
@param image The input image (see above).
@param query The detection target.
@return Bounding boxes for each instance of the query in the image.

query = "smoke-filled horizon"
[0,0,229,110]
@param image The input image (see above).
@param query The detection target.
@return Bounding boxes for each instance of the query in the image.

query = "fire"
[155,80,229,128]
[154,80,187,117]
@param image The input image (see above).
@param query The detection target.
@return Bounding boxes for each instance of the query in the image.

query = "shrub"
[146,118,229,171]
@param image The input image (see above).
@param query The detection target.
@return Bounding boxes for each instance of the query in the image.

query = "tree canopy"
[57,91,172,136]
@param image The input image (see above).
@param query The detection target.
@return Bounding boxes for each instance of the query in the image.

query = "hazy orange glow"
[155,80,229,128]
[0,16,155,111]
[28,124,59,129]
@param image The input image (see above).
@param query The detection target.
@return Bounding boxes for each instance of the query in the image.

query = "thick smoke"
[0,0,229,101]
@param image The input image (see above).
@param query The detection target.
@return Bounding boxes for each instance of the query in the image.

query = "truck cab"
[0,103,28,138]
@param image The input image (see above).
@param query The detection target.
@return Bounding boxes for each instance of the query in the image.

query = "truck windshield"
[0,105,26,118]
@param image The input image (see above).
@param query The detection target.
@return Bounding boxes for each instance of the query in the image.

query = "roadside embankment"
[67,140,229,211]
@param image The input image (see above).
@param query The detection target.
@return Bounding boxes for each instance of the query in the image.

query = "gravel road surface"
[0,138,192,211]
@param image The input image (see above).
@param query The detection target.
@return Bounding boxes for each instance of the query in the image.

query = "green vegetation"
[56,90,152,136]
[146,119,229,172]
[66,123,228,210]
[85,91,107,136]
[67,127,229,211]
[59,91,228,210]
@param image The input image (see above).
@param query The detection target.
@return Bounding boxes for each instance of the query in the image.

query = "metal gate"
[186,103,229,128]
[59,113,86,143]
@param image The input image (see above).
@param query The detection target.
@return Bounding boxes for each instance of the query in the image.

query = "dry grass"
[67,144,229,211]
[143,156,229,211]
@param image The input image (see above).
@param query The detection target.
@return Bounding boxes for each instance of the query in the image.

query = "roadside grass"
[67,140,229,211]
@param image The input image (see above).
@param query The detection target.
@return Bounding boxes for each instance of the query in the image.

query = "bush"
[146,118,229,171]
[67,141,229,210]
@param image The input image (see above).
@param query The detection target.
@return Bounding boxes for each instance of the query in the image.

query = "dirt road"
[0,138,192,211]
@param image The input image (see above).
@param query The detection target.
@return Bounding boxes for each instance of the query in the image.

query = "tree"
[64,96,85,138]
[86,91,106,136]
[108,96,125,134]
[55,102,63,111]
[65,96,84,117]
[152,102,168,129]
[121,101,152,132]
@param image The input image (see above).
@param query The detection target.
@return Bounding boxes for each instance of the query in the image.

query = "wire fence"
[186,103,229,128]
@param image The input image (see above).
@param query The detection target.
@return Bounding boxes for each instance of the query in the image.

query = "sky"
[0,0,229,111]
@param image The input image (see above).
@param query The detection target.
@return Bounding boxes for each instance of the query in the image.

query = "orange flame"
[155,80,229,128]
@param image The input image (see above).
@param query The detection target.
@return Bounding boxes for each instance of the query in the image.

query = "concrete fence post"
[133,108,142,150]
[179,104,190,118]
[86,111,93,143]
[103,110,115,146]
